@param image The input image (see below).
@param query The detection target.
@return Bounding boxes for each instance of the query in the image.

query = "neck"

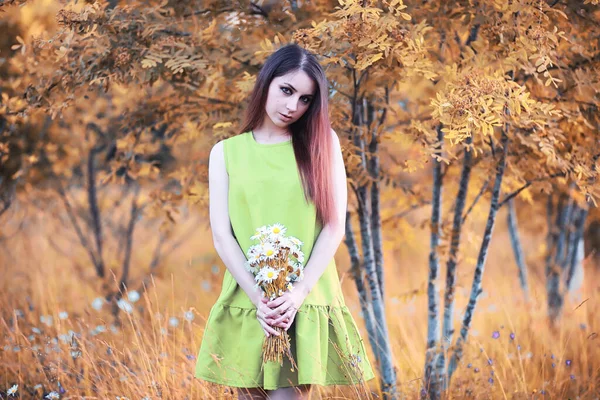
[253,119,291,141]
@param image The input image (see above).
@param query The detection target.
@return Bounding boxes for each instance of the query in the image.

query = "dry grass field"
[1,198,598,399]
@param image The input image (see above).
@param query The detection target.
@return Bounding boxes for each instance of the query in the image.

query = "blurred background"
[1,0,599,399]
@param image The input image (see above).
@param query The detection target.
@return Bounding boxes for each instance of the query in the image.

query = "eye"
[281,87,292,95]
[301,97,311,104]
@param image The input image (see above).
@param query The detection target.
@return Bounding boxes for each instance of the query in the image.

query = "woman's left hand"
[264,287,308,331]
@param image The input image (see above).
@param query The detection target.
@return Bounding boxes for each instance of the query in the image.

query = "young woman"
[195,43,375,400]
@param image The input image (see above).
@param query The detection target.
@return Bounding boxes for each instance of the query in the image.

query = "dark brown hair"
[239,43,336,227]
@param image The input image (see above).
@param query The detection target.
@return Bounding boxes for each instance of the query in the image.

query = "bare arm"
[209,141,261,307]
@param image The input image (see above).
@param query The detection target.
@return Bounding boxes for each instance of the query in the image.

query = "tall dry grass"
[1,196,598,399]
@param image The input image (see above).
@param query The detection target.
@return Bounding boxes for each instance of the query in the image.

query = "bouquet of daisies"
[244,223,305,368]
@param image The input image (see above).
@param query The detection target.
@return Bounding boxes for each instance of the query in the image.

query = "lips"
[279,113,292,121]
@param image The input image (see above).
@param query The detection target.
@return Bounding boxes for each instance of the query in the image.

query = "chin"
[269,114,290,127]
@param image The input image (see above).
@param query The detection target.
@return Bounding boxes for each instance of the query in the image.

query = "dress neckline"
[249,131,292,147]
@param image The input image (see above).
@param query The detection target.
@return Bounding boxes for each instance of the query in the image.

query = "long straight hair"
[238,43,337,227]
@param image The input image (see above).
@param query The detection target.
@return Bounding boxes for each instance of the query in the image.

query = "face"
[263,70,316,129]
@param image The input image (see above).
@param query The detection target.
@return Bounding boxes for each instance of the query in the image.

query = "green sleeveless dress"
[195,131,375,390]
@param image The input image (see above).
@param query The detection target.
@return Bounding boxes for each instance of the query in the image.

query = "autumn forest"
[1,0,599,399]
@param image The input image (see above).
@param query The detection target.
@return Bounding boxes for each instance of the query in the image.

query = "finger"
[275,314,290,327]
[272,301,294,317]
[273,308,293,324]
[258,312,283,330]
[257,311,273,325]
[258,318,280,336]
[265,303,287,318]
[257,319,270,337]
[259,304,279,321]
[267,295,288,308]
[260,307,279,323]
[284,314,296,331]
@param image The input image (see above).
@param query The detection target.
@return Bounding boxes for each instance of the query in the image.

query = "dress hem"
[194,372,376,390]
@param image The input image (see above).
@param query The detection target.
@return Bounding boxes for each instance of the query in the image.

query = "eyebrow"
[283,82,314,98]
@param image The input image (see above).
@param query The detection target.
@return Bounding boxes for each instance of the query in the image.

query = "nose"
[286,99,298,113]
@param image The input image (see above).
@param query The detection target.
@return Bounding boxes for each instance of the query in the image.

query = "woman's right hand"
[255,296,287,337]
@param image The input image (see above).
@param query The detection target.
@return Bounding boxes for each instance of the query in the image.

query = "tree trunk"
[507,198,529,301]
[547,190,573,322]
[435,134,473,395]
[344,210,380,363]
[87,146,106,278]
[356,180,397,399]
[566,207,588,296]
[368,113,385,303]
[448,129,509,381]
[424,125,444,400]
[348,94,398,399]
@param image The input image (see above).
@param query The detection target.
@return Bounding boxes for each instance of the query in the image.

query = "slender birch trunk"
[357,186,397,399]
[424,125,444,399]
[344,210,379,361]
[347,93,398,399]
[563,203,579,272]
[545,193,555,311]
[547,191,573,322]
[447,129,509,381]
[507,198,529,301]
[368,118,385,302]
[566,207,588,295]
[434,135,473,394]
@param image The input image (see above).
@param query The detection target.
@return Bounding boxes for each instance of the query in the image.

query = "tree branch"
[497,173,566,208]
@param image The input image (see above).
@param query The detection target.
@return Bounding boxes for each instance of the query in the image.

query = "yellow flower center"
[273,227,281,234]
[267,271,275,278]
[266,249,274,257]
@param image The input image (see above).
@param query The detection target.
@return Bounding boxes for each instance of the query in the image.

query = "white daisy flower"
[7,384,18,396]
[296,253,305,263]
[243,260,252,272]
[58,311,68,320]
[260,267,279,283]
[250,226,269,241]
[289,236,303,247]
[45,392,60,400]
[268,223,286,237]
[247,244,261,257]
[248,252,260,269]
[278,237,291,249]
[261,243,278,260]
[168,317,179,327]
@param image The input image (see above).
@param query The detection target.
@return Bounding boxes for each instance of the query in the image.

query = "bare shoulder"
[209,140,226,174]
[210,140,224,157]
[330,128,341,149]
